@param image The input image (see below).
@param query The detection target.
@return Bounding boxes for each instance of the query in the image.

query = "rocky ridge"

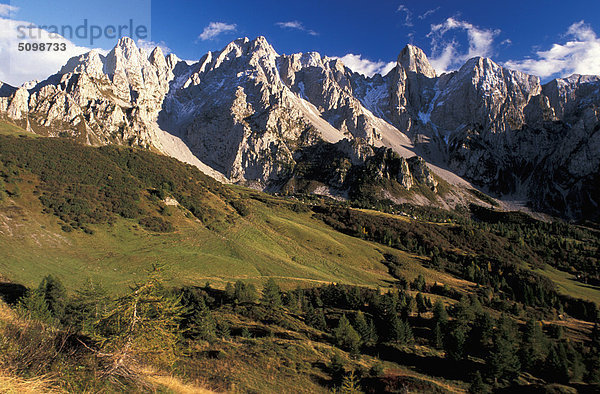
[0,36,598,220]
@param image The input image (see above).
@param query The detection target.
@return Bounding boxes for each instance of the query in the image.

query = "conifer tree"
[340,370,362,393]
[186,296,216,341]
[224,282,235,302]
[416,292,427,317]
[37,274,67,320]
[328,352,346,385]
[305,304,327,331]
[519,319,548,371]
[432,322,444,349]
[586,319,600,383]
[354,311,377,347]
[432,299,448,327]
[234,281,258,303]
[445,322,468,361]
[471,311,495,352]
[411,274,426,292]
[487,315,521,383]
[469,370,489,393]
[66,278,110,332]
[18,288,54,324]
[545,343,570,383]
[334,315,361,354]
[262,278,282,307]
[91,266,185,377]
[389,314,413,345]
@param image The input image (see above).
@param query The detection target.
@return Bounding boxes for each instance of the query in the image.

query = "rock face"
[158,37,407,183]
[0,36,598,220]
[2,37,180,147]
[350,50,599,219]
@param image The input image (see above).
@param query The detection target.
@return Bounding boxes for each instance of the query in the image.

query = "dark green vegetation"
[281,141,450,206]
[0,121,599,392]
[3,270,600,392]
[315,205,599,321]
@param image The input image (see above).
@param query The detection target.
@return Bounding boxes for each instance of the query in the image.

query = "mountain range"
[1,36,598,221]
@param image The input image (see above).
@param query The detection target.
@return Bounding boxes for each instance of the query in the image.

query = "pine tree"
[262,278,282,307]
[390,314,413,345]
[416,292,427,317]
[469,370,489,393]
[587,319,600,383]
[411,274,426,291]
[328,352,346,385]
[566,343,586,382]
[354,311,377,347]
[545,343,570,383]
[586,350,600,383]
[234,281,257,303]
[305,304,328,331]
[283,290,300,312]
[18,289,54,324]
[37,274,67,321]
[91,266,185,376]
[224,282,235,302]
[334,315,361,355]
[340,370,362,393]
[519,319,548,371]
[187,296,216,341]
[471,311,494,353]
[445,322,468,361]
[368,319,379,346]
[487,315,521,383]
[592,319,600,349]
[432,322,444,349]
[66,278,110,332]
[454,296,475,322]
[432,299,448,327]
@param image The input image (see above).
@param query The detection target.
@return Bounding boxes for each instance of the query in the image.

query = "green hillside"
[0,122,405,291]
[0,121,599,393]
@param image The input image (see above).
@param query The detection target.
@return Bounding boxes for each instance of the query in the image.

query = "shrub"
[139,216,174,232]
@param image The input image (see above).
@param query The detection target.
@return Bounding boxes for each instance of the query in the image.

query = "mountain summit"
[0,36,598,220]
[397,44,436,78]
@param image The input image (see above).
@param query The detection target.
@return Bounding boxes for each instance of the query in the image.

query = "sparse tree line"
[7,270,599,392]
[315,205,599,322]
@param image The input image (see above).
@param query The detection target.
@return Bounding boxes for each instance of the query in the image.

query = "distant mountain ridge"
[1,36,598,220]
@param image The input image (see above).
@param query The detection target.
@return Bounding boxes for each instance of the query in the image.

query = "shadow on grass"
[374,343,480,381]
[0,282,27,304]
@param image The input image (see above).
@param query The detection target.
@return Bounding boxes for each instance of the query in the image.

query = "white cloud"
[419,7,440,20]
[333,54,395,77]
[397,5,412,27]
[504,21,600,79]
[277,21,302,29]
[137,38,170,54]
[0,17,93,86]
[198,22,236,41]
[0,4,18,17]
[275,20,318,36]
[427,17,500,74]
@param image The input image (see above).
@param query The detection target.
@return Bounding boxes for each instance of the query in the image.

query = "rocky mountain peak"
[59,50,106,78]
[149,46,166,65]
[249,36,277,54]
[114,36,139,55]
[104,37,147,76]
[206,36,279,74]
[397,44,436,78]
[2,36,599,220]
[542,74,600,118]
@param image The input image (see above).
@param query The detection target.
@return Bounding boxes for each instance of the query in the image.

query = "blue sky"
[1,0,599,85]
